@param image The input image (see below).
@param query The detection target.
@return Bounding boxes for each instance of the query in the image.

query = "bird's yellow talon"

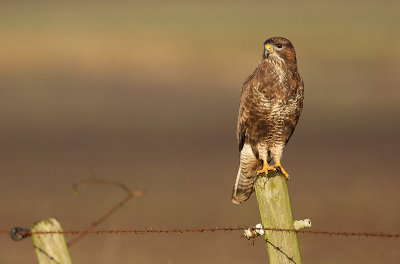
[256,165,276,176]
[274,164,290,180]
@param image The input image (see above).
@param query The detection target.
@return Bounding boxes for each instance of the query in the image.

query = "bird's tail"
[231,166,258,204]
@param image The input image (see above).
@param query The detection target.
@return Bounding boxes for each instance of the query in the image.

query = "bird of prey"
[232,37,304,204]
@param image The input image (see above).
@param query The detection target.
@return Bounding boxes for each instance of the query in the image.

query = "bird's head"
[263,37,297,65]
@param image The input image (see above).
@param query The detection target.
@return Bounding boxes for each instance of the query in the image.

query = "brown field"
[1,1,399,263]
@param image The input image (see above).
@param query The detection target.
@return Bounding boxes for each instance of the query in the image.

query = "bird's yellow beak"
[265,44,274,53]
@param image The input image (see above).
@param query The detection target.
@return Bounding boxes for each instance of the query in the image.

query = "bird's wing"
[237,69,257,152]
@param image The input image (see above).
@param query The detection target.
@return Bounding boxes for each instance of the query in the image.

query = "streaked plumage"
[232,37,304,204]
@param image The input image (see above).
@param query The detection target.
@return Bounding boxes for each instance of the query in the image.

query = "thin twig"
[72,177,133,196]
[67,177,145,247]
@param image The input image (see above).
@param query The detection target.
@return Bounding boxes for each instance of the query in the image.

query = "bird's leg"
[256,156,276,176]
[274,160,290,180]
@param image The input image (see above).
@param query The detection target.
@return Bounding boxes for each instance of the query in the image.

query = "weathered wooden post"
[31,218,72,264]
[255,171,302,264]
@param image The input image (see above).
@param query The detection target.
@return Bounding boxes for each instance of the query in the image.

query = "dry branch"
[68,178,145,247]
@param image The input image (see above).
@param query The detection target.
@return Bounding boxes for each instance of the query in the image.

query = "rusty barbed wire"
[2,227,399,239]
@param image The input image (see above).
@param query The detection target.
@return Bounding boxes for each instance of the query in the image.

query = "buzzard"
[232,37,304,204]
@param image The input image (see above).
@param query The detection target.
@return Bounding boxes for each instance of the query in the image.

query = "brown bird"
[232,37,304,204]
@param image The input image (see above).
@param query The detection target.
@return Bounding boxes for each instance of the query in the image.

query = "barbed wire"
[5,226,397,264]
[3,226,399,239]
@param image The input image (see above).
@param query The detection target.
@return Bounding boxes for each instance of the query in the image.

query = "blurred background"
[1,0,399,263]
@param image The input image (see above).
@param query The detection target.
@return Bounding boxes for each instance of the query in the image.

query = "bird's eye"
[276,43,283,48]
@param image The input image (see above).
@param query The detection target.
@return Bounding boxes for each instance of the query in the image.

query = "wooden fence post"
[255,171,302,264]
[31,218,72,264]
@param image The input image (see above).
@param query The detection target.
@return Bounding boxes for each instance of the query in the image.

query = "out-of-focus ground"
[1,1,399,263]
